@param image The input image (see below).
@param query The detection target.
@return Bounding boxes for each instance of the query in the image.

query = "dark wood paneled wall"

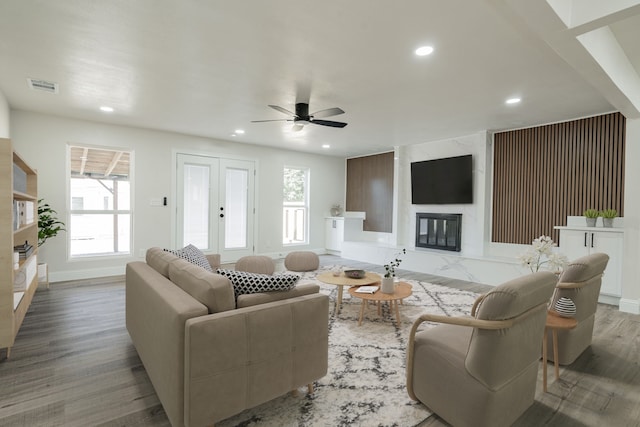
[492,112,625,244]
[346,152,394,232]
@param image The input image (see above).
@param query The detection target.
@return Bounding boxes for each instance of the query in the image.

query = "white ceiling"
[0,0,638,157]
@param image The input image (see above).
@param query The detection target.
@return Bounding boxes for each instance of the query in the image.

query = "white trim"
[618,298,640,314]
[50,265,125,283]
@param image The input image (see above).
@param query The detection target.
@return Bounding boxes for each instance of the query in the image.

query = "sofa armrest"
[184,293,329,426]
[126,261,208,427]
[236,282,320,308]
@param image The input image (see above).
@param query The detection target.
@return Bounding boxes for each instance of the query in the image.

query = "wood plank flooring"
[0,255,638,426]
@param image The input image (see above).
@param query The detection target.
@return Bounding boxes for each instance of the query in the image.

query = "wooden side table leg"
[336,286,343,314]
[542,327,548,392]
[552,329,560,380]
[394,300,401,324]
[358,300,365,326]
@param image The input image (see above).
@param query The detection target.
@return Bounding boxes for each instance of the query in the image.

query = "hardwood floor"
[0,255,638,427]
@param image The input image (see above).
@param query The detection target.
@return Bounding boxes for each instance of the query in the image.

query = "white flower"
[519,235,568,273]
[547,252,569,272]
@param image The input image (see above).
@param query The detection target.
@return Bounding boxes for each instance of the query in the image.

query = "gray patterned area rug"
[218,266,478,427]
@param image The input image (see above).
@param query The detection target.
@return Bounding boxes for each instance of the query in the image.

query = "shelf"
[13,190,37,201]
[13,292,24,311]
[13,221,37,235]
[2,138,39,357]
[554,225,624,234]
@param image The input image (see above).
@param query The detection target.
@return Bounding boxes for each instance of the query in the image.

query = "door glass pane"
[183,164,210,249]
[225,168,248,249]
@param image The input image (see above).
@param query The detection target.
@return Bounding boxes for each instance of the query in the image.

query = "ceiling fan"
[252,103,347,132]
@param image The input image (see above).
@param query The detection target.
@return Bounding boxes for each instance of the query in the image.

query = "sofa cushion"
[146,247,179,278]
[236,282,320,308]
[216,268,299,297]
[168,258,236,313]
[165,244,213,272]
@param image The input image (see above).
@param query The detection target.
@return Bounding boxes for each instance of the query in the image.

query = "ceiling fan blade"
[310,119,348,128]
[268,105,296,117]
[251,119,292,123]
[311,107,345,118]
[292,124,305,132]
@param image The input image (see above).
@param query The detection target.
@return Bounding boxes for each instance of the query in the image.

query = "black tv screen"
[411,155,473,204]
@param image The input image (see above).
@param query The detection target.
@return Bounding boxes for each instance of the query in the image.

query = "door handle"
[584,232,587,247]
[591,233,594,248]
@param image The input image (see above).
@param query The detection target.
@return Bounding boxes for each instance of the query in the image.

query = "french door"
[176,153,255,262]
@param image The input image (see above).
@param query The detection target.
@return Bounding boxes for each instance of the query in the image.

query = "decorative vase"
[585,217,597,227]
[554,297,577,318]
[381,277,395,294]
[602,218,614,228]
[330,205,342,217]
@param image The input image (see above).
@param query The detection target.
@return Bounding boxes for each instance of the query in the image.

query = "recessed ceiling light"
[415,46,434,56]
[235,129,245,134]
[506,97,521,105]
[100,106,114,112]
[322,144,330,149]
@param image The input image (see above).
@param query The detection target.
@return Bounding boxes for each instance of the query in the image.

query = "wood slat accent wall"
[346,152,394,232]
[492,112,625,244]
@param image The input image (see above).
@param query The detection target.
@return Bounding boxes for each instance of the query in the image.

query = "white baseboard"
[618,298,640,314]
[50,266,125,283]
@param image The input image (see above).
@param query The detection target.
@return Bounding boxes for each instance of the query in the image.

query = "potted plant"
[583,209,599,227]
[382,249,406,294]
[600,209,617,228]
[37,199,66,285]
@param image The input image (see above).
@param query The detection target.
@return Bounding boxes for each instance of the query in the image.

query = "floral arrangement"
[518,235,568,273]
[384,249,406,278]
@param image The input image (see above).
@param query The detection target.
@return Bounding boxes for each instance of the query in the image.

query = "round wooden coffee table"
[316,271,381,314]
[348,282,412,326]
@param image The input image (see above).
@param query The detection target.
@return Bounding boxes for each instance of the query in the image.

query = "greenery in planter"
[38,199,66,247]
[384,249,406,278]
[600,209,618,219]
[583,209,599,218]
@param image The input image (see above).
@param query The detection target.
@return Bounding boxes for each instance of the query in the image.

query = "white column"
[620,118,640,314]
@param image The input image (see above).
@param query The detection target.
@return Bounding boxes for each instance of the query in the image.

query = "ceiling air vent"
[27,78,59,94]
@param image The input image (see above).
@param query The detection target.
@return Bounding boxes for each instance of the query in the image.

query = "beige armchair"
[406,271,557,427]
[546,252,609,365]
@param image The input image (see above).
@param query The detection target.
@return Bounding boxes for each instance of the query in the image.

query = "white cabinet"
[556,226,623,300]
[325,217,344,253]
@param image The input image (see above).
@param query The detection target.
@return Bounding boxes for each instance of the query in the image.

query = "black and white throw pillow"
[164,244,213,272]
[216,268,299,296]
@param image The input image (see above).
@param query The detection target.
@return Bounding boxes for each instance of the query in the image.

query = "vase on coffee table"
[381,277,395,294]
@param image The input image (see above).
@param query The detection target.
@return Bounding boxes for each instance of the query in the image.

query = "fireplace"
[415,213,462,252]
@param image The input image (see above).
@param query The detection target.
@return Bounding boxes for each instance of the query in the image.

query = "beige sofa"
[126,247,329,427]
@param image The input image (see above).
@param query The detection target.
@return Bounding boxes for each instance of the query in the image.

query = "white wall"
[10,110,345,281]
[620,118,640,314]
[0,90,9,138]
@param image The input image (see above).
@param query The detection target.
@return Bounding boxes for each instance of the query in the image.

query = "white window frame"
[283,166,309,246]
[67,144,133,258]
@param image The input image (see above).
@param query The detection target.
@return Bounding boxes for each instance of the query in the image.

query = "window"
[283,166,309,245]
[68,145,132,256]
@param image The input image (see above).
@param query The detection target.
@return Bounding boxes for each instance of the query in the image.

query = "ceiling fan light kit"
[252,102,347,132]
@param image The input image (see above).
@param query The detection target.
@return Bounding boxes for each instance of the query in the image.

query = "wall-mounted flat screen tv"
[411,154,473,204]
